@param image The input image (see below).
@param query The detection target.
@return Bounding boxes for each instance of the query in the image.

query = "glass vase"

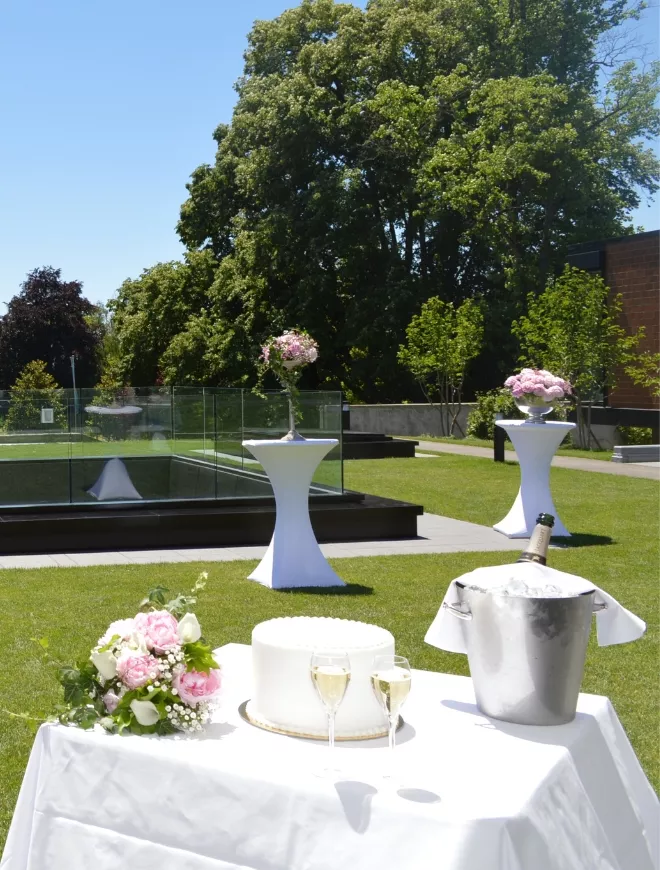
[281,386,305,441]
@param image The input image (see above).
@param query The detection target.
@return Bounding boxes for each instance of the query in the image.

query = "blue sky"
[0,0,657,309]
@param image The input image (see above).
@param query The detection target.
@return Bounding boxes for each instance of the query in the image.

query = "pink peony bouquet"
[504,369,572,405]
[52,573,222,735]
[261,329,318,374]
[260,329,319,439]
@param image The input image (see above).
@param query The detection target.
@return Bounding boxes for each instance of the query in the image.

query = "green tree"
[85,304,124,392]
[627,352,660,399]
[5,360,67,432]
[112,0,658,399]
[512,266,643,448]
[0,267,100,389]
[109,251,219,386]
[398,297,484,435]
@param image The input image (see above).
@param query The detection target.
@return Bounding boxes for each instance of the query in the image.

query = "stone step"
[612,444,660,463]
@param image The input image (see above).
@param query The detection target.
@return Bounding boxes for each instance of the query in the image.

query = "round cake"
[247,616,395,738]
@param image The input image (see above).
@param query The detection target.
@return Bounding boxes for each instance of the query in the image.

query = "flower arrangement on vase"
[503,369,572,423]
[260,329,319,441]
[43,573,221,735]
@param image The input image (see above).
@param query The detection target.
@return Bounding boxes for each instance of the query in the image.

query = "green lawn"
[406,433,613,461]
[0,453,657,849]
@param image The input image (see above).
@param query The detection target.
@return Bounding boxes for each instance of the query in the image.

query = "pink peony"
[133,610,180,654]
[173,668,222,707]
[103,690,121,713]
[117,653,160,690]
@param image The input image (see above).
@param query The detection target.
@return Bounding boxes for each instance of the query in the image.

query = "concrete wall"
[348,403,474,438]
[349,403,621,448]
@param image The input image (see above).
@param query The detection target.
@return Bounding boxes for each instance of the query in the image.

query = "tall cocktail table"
[242,439,344,588]
[493,419,575,537]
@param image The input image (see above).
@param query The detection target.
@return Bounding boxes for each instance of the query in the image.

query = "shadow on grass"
[552,533,614,548]
[279,584,374,596]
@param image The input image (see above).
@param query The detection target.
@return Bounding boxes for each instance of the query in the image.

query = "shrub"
[618,426,653,445]
[466,389,570,439]
[466,390,522,440]
[5,360,67,431]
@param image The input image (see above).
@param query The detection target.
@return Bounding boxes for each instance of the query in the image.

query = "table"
[2,643,657,870]
[242,439,344,588]
[493,419,575,538]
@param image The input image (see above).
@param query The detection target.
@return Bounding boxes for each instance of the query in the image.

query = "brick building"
[567,230,659,410]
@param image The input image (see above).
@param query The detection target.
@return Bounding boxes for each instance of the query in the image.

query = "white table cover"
[242,439,344,588]
[2,644,658,870]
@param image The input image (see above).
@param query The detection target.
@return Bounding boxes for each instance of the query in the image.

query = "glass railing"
[0,387,342,507]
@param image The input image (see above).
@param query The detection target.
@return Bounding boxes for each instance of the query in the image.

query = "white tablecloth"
[2,644,658,870]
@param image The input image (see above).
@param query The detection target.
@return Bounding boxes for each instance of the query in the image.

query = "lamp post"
[70,354,78,430]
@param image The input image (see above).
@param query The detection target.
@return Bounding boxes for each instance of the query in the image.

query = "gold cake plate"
[239,700,403,741]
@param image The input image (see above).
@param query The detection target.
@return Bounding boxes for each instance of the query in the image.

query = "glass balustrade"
[0,387,342,507]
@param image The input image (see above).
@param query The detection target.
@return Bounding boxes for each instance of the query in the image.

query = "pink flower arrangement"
[51,573,222,736]
[260,329,319,439]
[173,668,222,707]
[261,329,318,371]
[504,369,572,405]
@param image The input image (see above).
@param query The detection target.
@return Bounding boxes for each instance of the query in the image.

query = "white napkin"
[425,561,646,654]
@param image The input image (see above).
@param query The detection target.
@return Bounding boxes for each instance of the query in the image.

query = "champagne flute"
[371,655,412,779]
[310,651,351,777]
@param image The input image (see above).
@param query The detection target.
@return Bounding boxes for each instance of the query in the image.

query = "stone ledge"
[612,444,660,463]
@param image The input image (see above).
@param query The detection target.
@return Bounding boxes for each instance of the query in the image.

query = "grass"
[0,453,657,849]
[405,433,613,461]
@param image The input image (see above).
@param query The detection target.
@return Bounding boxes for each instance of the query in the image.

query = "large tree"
[115,0,659,399]
[0,267,100,389]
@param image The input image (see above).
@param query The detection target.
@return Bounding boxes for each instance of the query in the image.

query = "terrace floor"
[0,512,524,569]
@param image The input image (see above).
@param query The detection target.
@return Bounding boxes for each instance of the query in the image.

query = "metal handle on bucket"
[593,600,608,613]
[443,601,472,621]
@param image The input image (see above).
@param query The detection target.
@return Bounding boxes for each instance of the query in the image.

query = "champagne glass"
[310,651,351,777]
[371,655,412,779]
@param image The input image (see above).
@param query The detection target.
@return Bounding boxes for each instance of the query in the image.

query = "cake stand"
[242,439,344,588]
[493,419,576,538]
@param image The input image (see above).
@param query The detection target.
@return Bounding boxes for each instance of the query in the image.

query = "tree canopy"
[111,0,659,399]
[0,267,101,389]
[513,264,645,445]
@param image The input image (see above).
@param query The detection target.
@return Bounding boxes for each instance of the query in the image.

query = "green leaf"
[96,634,120,653]
[183,641,219,675]
[140,585,169,610]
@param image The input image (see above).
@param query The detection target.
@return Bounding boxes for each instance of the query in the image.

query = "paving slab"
[0,513,524,569]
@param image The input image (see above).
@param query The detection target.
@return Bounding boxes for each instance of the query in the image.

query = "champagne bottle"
[516,513,554,565]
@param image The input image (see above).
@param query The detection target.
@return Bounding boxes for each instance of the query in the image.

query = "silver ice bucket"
[445,582,607,725]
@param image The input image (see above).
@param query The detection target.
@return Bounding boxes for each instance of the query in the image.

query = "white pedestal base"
[242,439,344,589]
[87,457,142,501]
[493,420,576,538]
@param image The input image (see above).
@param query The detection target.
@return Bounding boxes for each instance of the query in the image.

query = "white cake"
[247,616,395,738]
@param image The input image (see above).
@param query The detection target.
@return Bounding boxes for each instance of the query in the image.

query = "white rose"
[91,650,118,680]
[177,613,202,645]
[130,699,160,726]
[97,618,136,649]
[126,631,149,654]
